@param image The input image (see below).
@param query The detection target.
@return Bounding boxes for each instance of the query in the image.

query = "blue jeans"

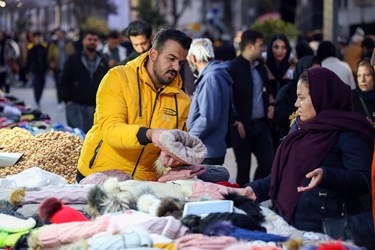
[65,102,95,133]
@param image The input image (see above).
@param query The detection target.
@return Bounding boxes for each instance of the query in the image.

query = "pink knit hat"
[38,216,112,248]
[152,129,207,167]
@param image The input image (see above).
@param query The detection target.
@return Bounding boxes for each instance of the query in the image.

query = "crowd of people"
[1,21,375,247]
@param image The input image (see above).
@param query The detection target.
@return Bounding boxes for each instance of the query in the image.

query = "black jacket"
[228,55,270,129]
[60,52,109,105]
[351,89,375,122]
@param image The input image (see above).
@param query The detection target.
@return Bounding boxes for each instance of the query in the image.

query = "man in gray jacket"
[187,38,232,165]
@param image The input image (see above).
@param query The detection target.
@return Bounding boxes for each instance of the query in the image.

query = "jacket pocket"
[89,140,103,168]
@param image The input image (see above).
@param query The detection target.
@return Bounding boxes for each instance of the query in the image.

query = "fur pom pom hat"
[153,129,207,167]
[38,197,89,224]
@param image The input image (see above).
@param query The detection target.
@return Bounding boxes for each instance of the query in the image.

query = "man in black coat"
[60,30,109,133]
[228,29,274,187]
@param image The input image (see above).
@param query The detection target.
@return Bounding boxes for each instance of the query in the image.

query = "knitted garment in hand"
[153,129,207,167]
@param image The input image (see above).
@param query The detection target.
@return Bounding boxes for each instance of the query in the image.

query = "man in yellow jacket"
[77,28,192,182]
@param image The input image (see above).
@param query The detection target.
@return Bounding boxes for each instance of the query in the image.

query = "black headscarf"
[266,33,291,81]
[269,67,375,222]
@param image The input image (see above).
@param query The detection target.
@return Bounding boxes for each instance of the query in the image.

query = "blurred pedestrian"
[60,30,109,133]
[120,20,152,65]
[101,30,127,68]
[27,31,48,109]
[47,27,75,110]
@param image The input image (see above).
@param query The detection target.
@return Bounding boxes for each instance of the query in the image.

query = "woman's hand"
[239,186,257,201]
[297,168,323,192]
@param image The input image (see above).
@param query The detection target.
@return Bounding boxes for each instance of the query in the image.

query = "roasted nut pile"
[0,129,83,183]
[0,127,34,147]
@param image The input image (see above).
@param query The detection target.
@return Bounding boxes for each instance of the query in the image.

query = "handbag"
[322,174,375,249]
[322,205,375,248]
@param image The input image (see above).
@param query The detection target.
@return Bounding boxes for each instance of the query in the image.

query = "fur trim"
[38,197,62,222]
[86,185,108,218]
[157,197,183,219]
[222,193,264,222]
[154,157,171,176]
[103,177,122,195]
[170,179,194,199]
[27,229,41,250]
[284,239,303,250]
[8,188,25,206]
[137,194,161,216]
[101,190,131,214]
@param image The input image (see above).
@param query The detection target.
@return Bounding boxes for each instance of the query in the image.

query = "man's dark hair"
[361,36,375,51]
[239,29,263,52]
[33,31,43,37]
[107,30,120,39]
[152,28,192,52]
[124,20,152,39]
[82,29,99,39]
[317,40,337,61]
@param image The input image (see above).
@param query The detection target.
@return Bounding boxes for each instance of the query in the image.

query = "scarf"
[269,67,375,222]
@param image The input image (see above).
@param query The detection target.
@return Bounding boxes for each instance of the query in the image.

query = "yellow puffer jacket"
[77,52,191,180]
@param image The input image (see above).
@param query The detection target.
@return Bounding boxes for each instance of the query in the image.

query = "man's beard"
[86,46,96,53]
[153,57,178,85]
[189,63,199,77]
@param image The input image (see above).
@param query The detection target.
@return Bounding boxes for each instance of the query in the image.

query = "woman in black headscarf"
[273,55,320,141]
[266,33,294,99]
[244,67,375,246]
[352,59,375,127]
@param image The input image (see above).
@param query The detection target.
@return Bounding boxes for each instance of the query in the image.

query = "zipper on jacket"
[131,88,163,177]
[137,67,143,118]
[88,140,103,168]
